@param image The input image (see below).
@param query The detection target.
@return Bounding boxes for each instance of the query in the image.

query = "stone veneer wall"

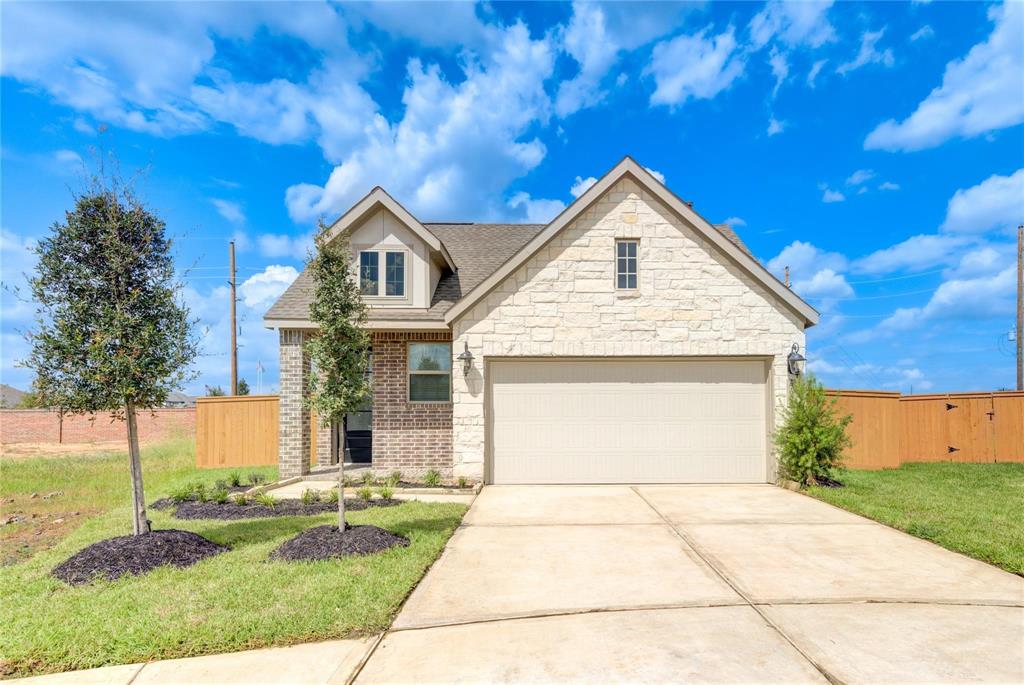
[451,177,806,482]
[371,330,454,476]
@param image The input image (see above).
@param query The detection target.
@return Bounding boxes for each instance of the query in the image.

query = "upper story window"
[616,240,638,290]
[360,250,405,297]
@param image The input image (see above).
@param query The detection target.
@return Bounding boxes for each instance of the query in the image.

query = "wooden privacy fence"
[195,395,322,469]
[827,390,1024,469]
[195,395,279,468]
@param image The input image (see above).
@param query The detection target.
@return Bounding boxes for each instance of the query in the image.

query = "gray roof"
[265,221,752,324]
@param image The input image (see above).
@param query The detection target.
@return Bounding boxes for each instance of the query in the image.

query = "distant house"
[0,384,27,409]
[164,392,196,408]
[265,157,818,486]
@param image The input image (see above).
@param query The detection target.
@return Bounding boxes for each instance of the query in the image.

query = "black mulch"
[270,525,409,562]
[52,530,227,586]
[815,476,845,488]
[171,497,400,520]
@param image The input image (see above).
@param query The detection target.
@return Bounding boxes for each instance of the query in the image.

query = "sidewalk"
[16,638,378,685]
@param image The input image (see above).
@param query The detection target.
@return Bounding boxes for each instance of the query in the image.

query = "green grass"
[0,442,468,677]
[807,462,1024,576]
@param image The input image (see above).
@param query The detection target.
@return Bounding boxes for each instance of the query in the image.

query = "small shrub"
[233,493,249,506]
[356,486,373,502]
[254,492,276,508]
[456,476,469,489]
[214,479,229,491]
[212,489,230,504]
[228,471,243,487]
[360,471,376,486]
[775,373,852,487]
[193,483,209,502]
[389,470,403,485]
[342,475,355,488]
[423,469,442,487]
[301,489,321,505]
[326,488,339,504]
[248,472,267,486]
[170,483,196,503]
[377,484,394,500]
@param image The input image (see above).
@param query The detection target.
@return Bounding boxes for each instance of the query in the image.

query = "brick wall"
[371,330,453,476]
[0,408,195,444]
[279,329,311,479]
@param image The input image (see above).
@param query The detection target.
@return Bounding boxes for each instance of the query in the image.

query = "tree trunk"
[338,424,346,531]
[125,401,150,535]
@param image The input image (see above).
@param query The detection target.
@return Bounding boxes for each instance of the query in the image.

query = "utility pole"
[1016,224,1022,391]
[229,240,238,396]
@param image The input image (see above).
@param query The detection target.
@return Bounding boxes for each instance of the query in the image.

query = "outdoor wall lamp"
[787,343,806,377]
[457,341,475,377]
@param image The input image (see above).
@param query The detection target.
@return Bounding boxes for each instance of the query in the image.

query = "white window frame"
[407,341,452,403]
[615,239,639,290]
[359,249,408,298]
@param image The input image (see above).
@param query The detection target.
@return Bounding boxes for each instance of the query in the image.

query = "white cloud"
[910,25,934,42]
[723,216,747,227]
[646,26,745,107]
[767,117,786,136]
[806,59,827,87]
[257,232,314,260]
[644,167,666,185]
[211,199,245,225]
[768,47,789,97]
[944,245,1013,280]
[845,169,875,186]
[836,28,895,76]
[821,188,845,203]
[878,181,901,191]
[556,2,692,117]
[285,23,556,224]
[792,268,854,299]
[54,149,83,167]
[941,168,1024,234]
[506,193,565,223]
[749,0,836,50]
[0,228,39,325]
[238,265,299,309]
[570,176,598,198]
[875,265,1016,333]
[865,3,1023,151]
[852,234,968,275]
[767,240,848,280]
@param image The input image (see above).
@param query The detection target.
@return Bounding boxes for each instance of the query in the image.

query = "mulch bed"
[52,530,227,586]
[170,497,400,520]
[814,476,845,488]
[270,525,409,561]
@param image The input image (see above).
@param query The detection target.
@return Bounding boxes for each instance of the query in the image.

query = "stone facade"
[370,330,454,477]
[279,328,311,479]
[451,178,806,481]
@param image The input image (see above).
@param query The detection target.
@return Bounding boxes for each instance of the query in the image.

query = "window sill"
[615,289,641,298]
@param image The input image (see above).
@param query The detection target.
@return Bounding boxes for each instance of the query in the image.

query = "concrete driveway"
[356,484,1024,684]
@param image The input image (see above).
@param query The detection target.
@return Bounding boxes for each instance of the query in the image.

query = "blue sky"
[2,1,1022,396]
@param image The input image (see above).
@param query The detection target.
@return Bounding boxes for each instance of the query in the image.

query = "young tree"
[775,373,853,486]
[205,384,226,396]
[237,378,251,395]
[24,178,197,534]
[305,222,371,530]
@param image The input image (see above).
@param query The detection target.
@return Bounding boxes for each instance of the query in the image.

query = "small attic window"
[360,250,405,297]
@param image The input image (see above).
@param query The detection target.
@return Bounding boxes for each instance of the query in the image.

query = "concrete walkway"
[355,484,1024,684]
[18,638,377,685]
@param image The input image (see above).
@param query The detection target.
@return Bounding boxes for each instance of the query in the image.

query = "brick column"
[316,419,334,467]
[279,329,311,479]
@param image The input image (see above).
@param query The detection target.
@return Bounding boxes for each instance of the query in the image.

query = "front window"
[360,250,405,297]
[408,342,451,402]
[616,240,638,289]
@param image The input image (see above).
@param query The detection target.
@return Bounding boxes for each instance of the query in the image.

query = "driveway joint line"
[630,485,846,685]
[343,633,386,685]
[390,600,751,633]
[124,663,146,685]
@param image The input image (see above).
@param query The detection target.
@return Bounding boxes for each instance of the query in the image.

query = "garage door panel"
[489,360,768,484]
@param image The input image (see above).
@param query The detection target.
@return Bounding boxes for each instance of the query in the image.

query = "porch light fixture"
[787,343,806,377]
[457,341,475,376]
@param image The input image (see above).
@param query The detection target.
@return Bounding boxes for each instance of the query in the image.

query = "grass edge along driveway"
[807,462,1023,576]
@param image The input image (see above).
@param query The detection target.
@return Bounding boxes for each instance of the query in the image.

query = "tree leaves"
[775,374,853,486]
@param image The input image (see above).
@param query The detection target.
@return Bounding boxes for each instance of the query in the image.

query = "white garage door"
[488,359,768,484]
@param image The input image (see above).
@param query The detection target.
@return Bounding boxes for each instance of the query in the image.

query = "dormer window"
[360,250,406,297]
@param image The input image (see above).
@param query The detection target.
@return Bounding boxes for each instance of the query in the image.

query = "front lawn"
[807,462,1024,576]
[0,442,467,677]
[0,438,276,563]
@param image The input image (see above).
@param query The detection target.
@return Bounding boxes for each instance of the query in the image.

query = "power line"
[807,287,934,301]
[846,268,945,285]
